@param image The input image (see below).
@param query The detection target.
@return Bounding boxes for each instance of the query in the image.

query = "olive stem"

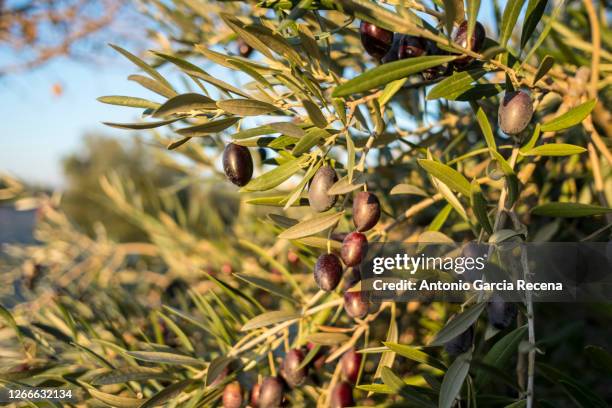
[520,243,535,408]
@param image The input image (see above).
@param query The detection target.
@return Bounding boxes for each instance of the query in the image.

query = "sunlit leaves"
[427,68,487,100]
[521,143,586,156]
[418,159,471,197]
[332,56,456,97]
[241,310,300,331]
[439,352,471,408]
[540,99,597,132]
[277,211,344,239]
[217,99,278,116]
[531,202,612,217]
[241,156,309,192]
[499,0,527,47]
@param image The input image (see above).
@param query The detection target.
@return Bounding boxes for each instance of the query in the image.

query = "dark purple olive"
[352,191,381,232]
[487,294,517,329]
[258,377,284,408]
[343,291,369,319]
[223,143,253,186]
[281,349,307,387]
[330,381,355,408]
[250,383,261,407]
[498,91,534,135]
[422,40,451,81]
[453,21,485,70]
[314,253,343,292]
[444,324,474,356]
[341,232,368,266]
[237,38,253,58]
[341,348,362,384]
[398,35,426,60]
[308,165,338,212]
[360,21,394,60]
[222,381,243,408]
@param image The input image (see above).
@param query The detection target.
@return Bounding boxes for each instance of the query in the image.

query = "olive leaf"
[332,55,456,97]
[277,211,345,240]
[521,143,586,156]
[292,128,328,155]
[477,325,527,387]
[241,156,309,192]
[234,273,297,303]
[307,332,350,346]
[429,302,486,346]
[499,0,527,47]
[128,74,177,98]
[241,310,301,331]
[532,55,555,85]
[540,99,597,132]
[217,99,278,116]
[418,159,471,197]
[427,68,487,100]
[205,356,235,387]
[328,173,366,195]
[245,196,307,207]
[466,0,481,49]
[98,96,160,109]
[531,202,612,217]
[126,351,205,366]
[439,351,472,408]
[91,367,170,386]
[383,342,446,370]
[471,180,493,234]
[521,0,549,49]
[85,384,143,408]
[110,44,174,91]
[379,78,408,106]
[176,117,240,137]
[302,99,328,128]
[140,379,193,408]
[390,184,429,196]
[103,118,182,130]
[153,93,216,117]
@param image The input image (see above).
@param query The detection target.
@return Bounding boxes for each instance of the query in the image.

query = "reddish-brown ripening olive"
[398,35,426,60]
[222,381,243,408]
[343,291,369,319]
[250,383,261,408]
[422,40,451,81]
[330,381,355,408]
[341,232,368,266]
[281,348,307,387]
[453,21,485,70]
[444,324,474,356]
[360,21,394,60]
[308,165,338,212]
[353,191,381,232]
[314,253,343,292]
[487,294,518,329]
[258,377,284,408]
[237,38,253,58]
[341,348,363,384]
[223,143,253,186]
[498,91,534,135]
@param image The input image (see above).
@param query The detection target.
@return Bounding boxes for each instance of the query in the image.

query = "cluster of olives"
[220,346,362,407]
[360,20,486,80]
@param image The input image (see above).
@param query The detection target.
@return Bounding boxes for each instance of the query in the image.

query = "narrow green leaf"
[85,385,143,408]
[91,367,169,386]
[126,351,205,367]
[103,118,181,130]
[471,101,496,152]
[176,117,240,137]
[478,325,527,387]
[390,184,429,196]
[332,55,456,97]
[379,78,408,106]
[278,211,344,240]
[302,99,327,128]
[328,173,366,195]
[540,99,597,132]
[531,202,612,218]
[307,332,349,346]
[471,180,493,234]
[383,342,446,370]
[128,74,176,98]
[234,273,297,302]
[241,156,308,192]
[205,357,235,387]
[585,345,612,374]
[466,0,481,52]
[245,196,307,207]
[268,122,306,138]
[418,159,471,197]
[217,99,278,116]
[292,128,328,155]
[97,96,160,109]
[439,352,472,408]
[521,0,549,49]
[140,380,193,408]
[522,143,586,156]
[427,68,487,100]
[241,310,300,331]
[153,93,216,117]
[110,44,174,90]
[429,303,486,346]
[532,55,555,85]
[499,0,527,47]
[428,204,453,232]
